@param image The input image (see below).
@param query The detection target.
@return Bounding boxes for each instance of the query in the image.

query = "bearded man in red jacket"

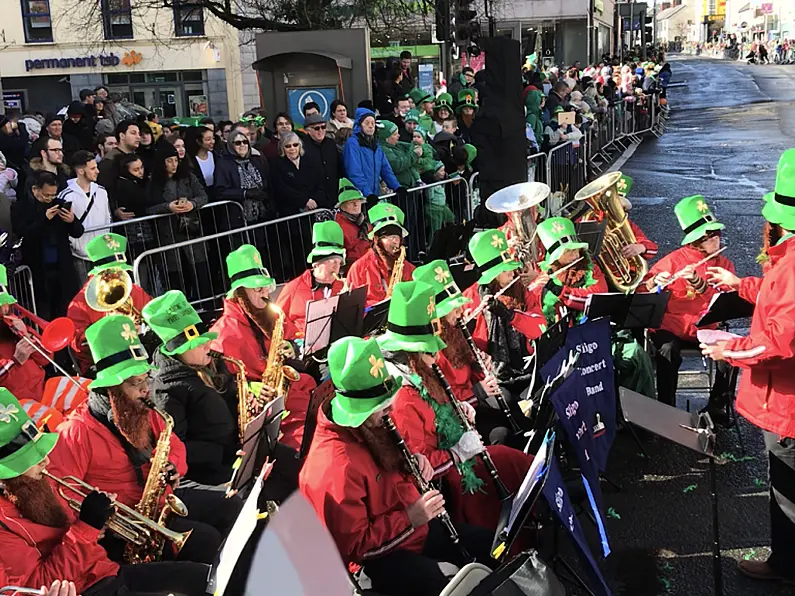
[47,314,241,566]
[0,387,209,595]
[702,152,795,585]
[300,335,494,596]
[645,196,736,420]
[335,178,372,265]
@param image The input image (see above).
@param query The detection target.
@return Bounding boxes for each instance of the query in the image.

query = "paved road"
[574,57,795,596]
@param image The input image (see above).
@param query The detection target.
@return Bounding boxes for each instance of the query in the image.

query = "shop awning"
[253,50,352,70]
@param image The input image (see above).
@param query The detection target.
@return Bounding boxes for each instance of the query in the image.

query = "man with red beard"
[300,336,494,596]
[335,178,372,265]
[67,233,152,375]
[0,387,209,594]
[377,281,533,541]
[210,244,317,453]
[47,314,241,565]
[346,202,416,307]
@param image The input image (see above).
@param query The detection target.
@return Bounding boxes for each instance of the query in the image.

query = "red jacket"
[335,212,372,265]
[462,283,546,353]
[727,236,795,438]
[646,245,735,341]
[47,401,188,510]
[528,260,610,316]
[346,248,416,307]
[436,351,483,406]
[0,325,49,402]
[0,497,118,593]
[67,281,152,375]
[274,269,345,339]
[629,220,658,260]
[299,409,426,565]
[209,298,316,451]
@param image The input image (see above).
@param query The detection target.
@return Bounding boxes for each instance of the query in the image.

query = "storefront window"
[20,0,53,43]
[174,1,205,37]
[104,71,209,119]
[102,0,133,40]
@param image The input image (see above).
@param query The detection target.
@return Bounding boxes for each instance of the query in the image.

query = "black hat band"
[775,193,795,208]
[339,185,359,196]
[372,214,400,228]
[315,241,345,250]
[96,344,148,372]
[683,214,716,236]
[547,235,576,256]
[0,420,44,459]
[93,253,127,267]
[479,250,513,272]
[434,285,459,304]
[387,320,441,336]
[338,378,394,400]
[164,321,209,352]
[230,267,270,283]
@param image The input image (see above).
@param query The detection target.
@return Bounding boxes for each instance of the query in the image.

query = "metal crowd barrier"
[132,209,332,311]
[545,140,587,211]
[9,265,37,315]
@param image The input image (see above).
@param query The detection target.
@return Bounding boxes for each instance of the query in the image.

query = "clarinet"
[382,415,471,561]
[457,319,522,435]
[431,363,513,503]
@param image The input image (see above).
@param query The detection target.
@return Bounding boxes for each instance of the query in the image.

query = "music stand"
[299,379,336,460]
[450,261,480,296]
[330,286,367,342]
[535,314,571,369]
[363,299,391,336]
[574,220,608,258]
[228,396,285,496]
[696,291,755,327]
[585,292,670,329]
[428,220,477,262]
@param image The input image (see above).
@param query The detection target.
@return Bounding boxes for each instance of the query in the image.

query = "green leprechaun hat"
[762,149,795,230]
[468,229,521,285]
[405,109,420,125]
[537,217,589,271]
[377,120,398,141]
[307,221,346,264]
[328,336,401,428]
[464,144,477,167]
[337,177,365,207]
[761,191,781,225]
[409,88,433,106]
[377,281,446,354]
[142,290,217,356]
[616,174,633,197]
[225,244,276,299]
[0,387,58,480]
[434,92,454,113]
[368,202,408,239]
[412,259,471,318]
[675,195,724,245]
[87,233,132,276]
[0,265,17,308]
[86,314,153,389]
[456,90,478,114]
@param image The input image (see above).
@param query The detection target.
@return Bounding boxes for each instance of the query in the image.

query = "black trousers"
[84,561,210,596]
[362,519,496,596]
[764,431,795,578]
[649,329,734,409]
[170,487,243,564]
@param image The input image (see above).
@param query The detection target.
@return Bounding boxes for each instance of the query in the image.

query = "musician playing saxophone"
[275,221,348,340]
[67,233,152,375]
[346,202,416,307]
[47,315,239,565]
[300,336,495,596]
[378,282,533,548]
[642,196,736,421]
[0,388,210,595]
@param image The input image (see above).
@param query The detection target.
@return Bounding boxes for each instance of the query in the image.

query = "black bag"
[469,550,567,596]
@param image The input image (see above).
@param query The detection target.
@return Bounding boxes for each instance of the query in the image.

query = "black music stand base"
[551,522,597,596]
[710,457,723,596]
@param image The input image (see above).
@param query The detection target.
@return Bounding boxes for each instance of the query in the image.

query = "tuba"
[86,268,143,326]
[574,171,648,292]
[486,182,550,267]
[261,304,300,403]
[124,399,191,564]
[209,350,252,443]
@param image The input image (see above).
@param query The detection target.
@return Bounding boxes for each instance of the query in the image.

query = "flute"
[653,246,727,291]
[457,319,522,435]
[431,363,513,503]
[382,414,471,561]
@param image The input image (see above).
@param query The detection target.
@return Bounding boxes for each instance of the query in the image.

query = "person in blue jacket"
[343,107,401,199]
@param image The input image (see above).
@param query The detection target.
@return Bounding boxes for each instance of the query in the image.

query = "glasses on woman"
[233,140,249,146]
[310,125,327,131]
[285,143,300,149]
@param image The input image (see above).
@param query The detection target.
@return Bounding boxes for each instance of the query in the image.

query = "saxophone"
[261,303,300,403]
[124,399,190,564]
[209,350,251,443]
[386,246,405,298]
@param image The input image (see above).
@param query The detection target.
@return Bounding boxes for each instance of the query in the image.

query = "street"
[580,57,795,596]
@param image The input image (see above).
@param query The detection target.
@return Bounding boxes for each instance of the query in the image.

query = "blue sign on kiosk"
[287,87,337,126]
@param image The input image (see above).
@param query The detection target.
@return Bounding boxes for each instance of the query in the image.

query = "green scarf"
[409,372,485,494]
[541,257,596,325]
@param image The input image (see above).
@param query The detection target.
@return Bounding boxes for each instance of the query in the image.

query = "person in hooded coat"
[62,102,94,152]
[342,108,401,198]
[524,89,545,147]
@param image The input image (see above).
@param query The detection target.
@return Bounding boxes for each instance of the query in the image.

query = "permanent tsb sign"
[24,52,141,72]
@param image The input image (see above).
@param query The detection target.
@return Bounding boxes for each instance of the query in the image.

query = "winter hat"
[376,281,446,354]
[304,113,326,127]
[354,107,376,127]
[86,233,132,276]
[328,336,400,428]
[674,196,724,245]
[0,388,59,480]
[156,142,179,162]
[66,101,86,117]
[86,315,154,389]
[79,89,95,101]
[571,90,584,102]
[368,202,408,239]
[762,148,795,230]
[44,114,63,128]
[537,217,589,271]
[409,88,433,106]
[0,265,17,308]
[377,120,398,141]
[468,229,521,285]
[307,220,346,264]
[412,260,470,318]
[225,244,276,299]
[337,177,365,207]
[434,93,454,113]
[143,290,218,356]
[455,91,478,114]
[405,110,420,125]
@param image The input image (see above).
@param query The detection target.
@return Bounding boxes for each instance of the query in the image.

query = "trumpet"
[41,471,192,555]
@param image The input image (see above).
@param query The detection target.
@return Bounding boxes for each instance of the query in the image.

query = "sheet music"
[507,436,550,532]
[303,296,340,356]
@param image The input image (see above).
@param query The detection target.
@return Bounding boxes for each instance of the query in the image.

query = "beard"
[233,288,278,338]
[373,239,399,272]
[441,318,475,369]
[110,391,153,452]
[4,475,69,528]
[407,352,449,405]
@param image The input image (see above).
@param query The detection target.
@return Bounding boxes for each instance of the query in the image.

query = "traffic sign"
[287,87,337,126]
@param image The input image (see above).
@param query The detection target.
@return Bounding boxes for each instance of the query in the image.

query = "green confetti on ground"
[717,452,756,463]
[744,549,758,561]
[683,484,697,493]
[636,452,647,459]
[659,577,672,592]
[607,507,621,520]
[661,562,673,572]
[754,478,766,488]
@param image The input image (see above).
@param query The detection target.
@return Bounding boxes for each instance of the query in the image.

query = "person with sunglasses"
[299,113,341,209]
[215,129,272,225]
[643,195,737,421]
